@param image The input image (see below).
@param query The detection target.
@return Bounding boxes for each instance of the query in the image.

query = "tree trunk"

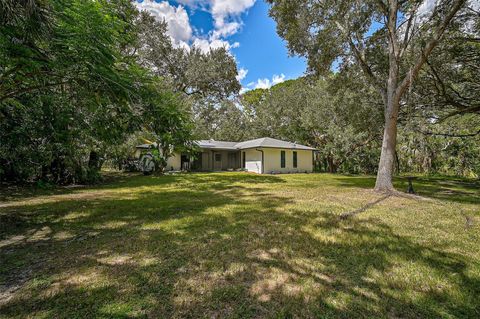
[375,0,400,192]
[375,106,399,191]
[327,155,337,173]
[394,150,400,174]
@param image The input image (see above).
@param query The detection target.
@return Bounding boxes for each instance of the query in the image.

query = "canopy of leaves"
[0,0,192,183]
[136,12,241,101]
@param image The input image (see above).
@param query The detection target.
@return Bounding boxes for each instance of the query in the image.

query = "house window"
[242,152,246,168]
[293,151,297,168]
[215,153,222,162]
[280,151,286,168]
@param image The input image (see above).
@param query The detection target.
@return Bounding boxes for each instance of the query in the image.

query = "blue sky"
[135,0,307,91]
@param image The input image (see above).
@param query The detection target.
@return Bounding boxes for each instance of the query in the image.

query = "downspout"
[255,148,264,174]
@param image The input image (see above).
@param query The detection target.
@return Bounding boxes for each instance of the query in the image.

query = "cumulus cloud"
[211,0,255,41]
[192,37,239,52]
[236,68,248,81]
[249,74,286,89]
[175,0,206,7]
[135,0,253,54]
[211,0,256,28]
[212,21,241,39]
[135,0,192,48]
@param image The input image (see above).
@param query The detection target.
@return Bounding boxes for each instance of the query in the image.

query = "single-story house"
[136,137,316,174]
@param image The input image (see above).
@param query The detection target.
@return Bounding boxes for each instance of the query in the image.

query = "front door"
[214,152,222,171]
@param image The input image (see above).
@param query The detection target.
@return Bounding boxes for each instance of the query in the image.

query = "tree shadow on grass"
[0,172,285,203]
[0,173,289,316]
[0,173,479,318]
[332,174,480,205]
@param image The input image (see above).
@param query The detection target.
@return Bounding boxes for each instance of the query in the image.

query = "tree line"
[193,0,479,181]
[265,0,479,189]
[1,0,478,187]
[0,0,239,184]
[196,70,479,177]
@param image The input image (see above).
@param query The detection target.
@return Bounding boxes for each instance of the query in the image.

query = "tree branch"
[419,129,480,138]
[333,21,386,101]
[440,105,480,120]
[398,5,419,58]
[0,81,70,102]
[395,0,467,99]
[374,0,388,15]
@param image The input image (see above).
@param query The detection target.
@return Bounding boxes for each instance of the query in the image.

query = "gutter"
[255,148,264,174]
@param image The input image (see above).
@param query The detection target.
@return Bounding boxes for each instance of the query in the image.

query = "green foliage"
[193,100,249,141]
[408,10,480,119]
[0,0,193,183]
[136,12,241,101]
[236,75,383,174]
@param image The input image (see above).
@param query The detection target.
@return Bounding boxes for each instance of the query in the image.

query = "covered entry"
[206,150,241,171]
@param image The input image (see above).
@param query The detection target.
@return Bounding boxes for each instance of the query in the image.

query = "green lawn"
[0,173,479,318]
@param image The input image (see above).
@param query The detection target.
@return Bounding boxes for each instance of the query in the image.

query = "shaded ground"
[0,173,479,318]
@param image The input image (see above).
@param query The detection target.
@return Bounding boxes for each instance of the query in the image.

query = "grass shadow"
[330,174,479,205]
[0,173,479,318]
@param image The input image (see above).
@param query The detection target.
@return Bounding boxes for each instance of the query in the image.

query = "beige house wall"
[263,148,313,174]
[139,148,313,173]
[165,153,181,171]
[243,149,262,174]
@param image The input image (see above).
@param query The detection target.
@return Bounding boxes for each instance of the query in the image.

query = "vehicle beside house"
[136,137,316,174]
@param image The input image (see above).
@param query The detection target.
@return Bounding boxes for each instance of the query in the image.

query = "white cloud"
[135,1,192,48]
[417,0,437,20]
[192,37,239,52]
[211,0,256,28]
[212,21,241,39]
[211,0,255,41]
[239,87,250,95]
[175,0,206,7]
[135,0,250,54]
[248,74,286,89]
[236,68,248,81]
[272,74,286,85]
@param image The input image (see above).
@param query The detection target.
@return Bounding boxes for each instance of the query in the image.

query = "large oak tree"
[267,0,471,191]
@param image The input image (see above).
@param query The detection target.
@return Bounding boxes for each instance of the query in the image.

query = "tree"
[136,12,241,101]
[240,75,383,174]
[0,0,193,183]
[132,9,242,165]
[192,100,248,141]
[267,0,470,191]
[407,9,480,122]
[140,82,194,172]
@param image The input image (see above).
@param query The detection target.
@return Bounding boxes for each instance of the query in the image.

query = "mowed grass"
[0,173,479,318]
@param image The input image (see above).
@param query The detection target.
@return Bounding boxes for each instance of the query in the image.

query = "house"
[136,137,316,174]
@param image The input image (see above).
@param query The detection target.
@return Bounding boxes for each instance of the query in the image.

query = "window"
[280,151,286,168]
[242,152,246,168]
[215,153,222,162]
[293,151,297,168]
